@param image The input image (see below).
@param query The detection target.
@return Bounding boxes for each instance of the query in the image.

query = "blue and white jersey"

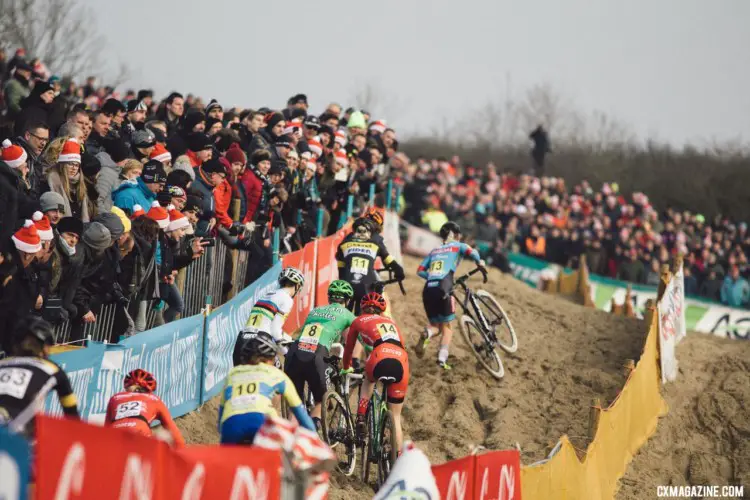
[417,242,480,287]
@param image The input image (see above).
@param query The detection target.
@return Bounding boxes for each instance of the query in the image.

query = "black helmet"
[440,221,462,240]
[14,317,55,347]
[352,217,375,236]
[238,330,277,363]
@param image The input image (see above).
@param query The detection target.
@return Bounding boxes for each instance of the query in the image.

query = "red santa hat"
[12,219,42,254]
[149,143,172,163]
[369,120,387,134]
[283,120,303,137]
[1,139,28,169]
[307,138,323,157]
[131,204,146,218]
[306,160,317,172]
[167,205,191,232]
[58,138,81,163]
[146,201,169,229]
[32,211,54,241]
[334,130,347,147]
[334,149,349,167]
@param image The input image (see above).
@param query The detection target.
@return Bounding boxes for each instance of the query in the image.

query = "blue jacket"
[112,177,156,215]
[720,276,750,307]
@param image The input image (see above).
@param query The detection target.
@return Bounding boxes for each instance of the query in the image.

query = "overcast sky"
[83,0,749,146]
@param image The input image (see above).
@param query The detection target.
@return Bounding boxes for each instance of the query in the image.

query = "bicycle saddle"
[378,376,397,383]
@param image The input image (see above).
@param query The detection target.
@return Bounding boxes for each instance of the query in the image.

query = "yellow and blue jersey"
[417,242,480,285]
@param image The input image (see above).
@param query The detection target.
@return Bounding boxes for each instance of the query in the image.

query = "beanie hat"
[225,143,247,166]
[40,191,66,213]
[265,112,285,130]
[93,212,125,240]
[132,129,156,148]
[146,201,170,229]
[205,117,222,133]
[142,160,167,183]
[275,135,293,149]
[150,143,172,163]
[58,138,81,163]
[184,195,203,215]
[307,138,323,157]
[334,149,349,166]
[12,220,42,253]
[102,98,126,115]
[183,111,206,133]
[187,132,212,152]
[131,204,146,218]
[303,115,320,129]
[369,120,387,134]
[110,206,132,233]
[347,111,366,130]
[306,160,317,172]
[82,222,112,251]
[81,153,102,178]
[335,130,348,147]
[201,158,226,176]
[149,126,167,144]
[56,217,84,237]
[167,205,191,232]
[1,139,28,169]
[32,212,54,241]
[250,149,271,166]
[126,99,148,113]
[205,99,222,114]
[106,140,131,163]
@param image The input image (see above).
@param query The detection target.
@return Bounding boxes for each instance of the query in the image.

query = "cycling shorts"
[366,343,409,404]
[284,344,332,404]
[422,282,455,324]
[110,417,152,437]
[220,412,266,445]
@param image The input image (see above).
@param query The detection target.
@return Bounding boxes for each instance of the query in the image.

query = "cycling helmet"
[124,369,157,393]
[328,280,354,300]
[365,208,384,230]
[440,221,462,240]
[352,217,375,240]
[239,330,278,362]
[14,317,55,347]
[360,292,387,313]
[278,267,304,289]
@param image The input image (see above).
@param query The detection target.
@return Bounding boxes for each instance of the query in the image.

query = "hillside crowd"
[398,161,750,307]
[0,48,400,352]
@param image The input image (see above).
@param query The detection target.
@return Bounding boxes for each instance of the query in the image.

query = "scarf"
[47,168,90,222]
[59,237,76,256]
[251,164,271,211]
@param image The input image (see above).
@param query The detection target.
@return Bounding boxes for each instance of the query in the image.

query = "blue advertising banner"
[0,426,29,500]
[202,262,282,402]
[46,342,106,420]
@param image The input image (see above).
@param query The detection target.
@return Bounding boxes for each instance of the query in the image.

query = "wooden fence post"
[588,398,602,443]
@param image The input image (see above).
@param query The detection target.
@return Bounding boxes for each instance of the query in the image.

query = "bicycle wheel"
[321,390,357,476]
[475,290,518,354]
[360,403,373,484]
[459,316,505,379]
[377,410,397,488]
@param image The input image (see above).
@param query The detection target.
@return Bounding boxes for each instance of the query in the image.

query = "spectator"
[113,160,166,214]
[46,138,90,221]
[131,129,156,163]
[720,265,750,308]
[39,192,66,227]
[44,216,84,324]
[119,215,159,332]
[85,110,112,156]
[645,259,661,286]
[525,225,546,258]
[156,92,184,137]
[241,149,272,225]
[192,158,228,234]
[14,121,50,198]
[3,60,33,122]
[617,248,646,284]
[683,266,699,296]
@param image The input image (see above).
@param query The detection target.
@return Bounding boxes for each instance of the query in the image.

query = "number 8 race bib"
[299,323,323,352]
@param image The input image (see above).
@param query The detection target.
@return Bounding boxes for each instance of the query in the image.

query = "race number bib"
[114,401,144,420]
[428,260,444,277]
[0,368,32,399]
[376,322,400,343]
[246,312,264,330]
[298,323,323,352]
[350,257,370,275]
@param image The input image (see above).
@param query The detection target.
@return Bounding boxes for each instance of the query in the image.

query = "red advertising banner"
[36,415,282,500]
[282,240,317,333]
[315,225,351,307]
[431,450,522,500]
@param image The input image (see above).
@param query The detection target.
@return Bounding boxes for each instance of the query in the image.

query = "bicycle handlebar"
[455,266,488,286]
[375,268,407,295]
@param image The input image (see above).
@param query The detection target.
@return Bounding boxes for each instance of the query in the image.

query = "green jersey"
[296,303,356,353]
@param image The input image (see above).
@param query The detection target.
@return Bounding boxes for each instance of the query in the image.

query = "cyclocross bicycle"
[320,351,363,476]
[360,376,397,488]
[452,267,518,379]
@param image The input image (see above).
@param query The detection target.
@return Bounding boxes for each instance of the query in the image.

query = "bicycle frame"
[452,282,493,334]
[368,380,390,457]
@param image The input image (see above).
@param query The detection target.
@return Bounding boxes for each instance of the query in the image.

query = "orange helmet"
[124,369,157,393]
[360,292,387,313]
[365,208,384,228]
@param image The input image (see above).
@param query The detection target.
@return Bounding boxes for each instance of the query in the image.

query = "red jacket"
[240,168,264,223]
[213,178,234,229]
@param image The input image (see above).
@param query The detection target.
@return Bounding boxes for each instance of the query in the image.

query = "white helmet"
[279,267,304,289]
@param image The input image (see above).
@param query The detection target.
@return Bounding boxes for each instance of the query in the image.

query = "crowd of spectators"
[397,160,750,308]
[0,48,402,352]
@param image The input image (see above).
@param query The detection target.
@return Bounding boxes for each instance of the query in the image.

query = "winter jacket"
[118,229,158,301]
[213,178,234,229]
[3,74,31,120]
[720,276,750,308]
[44,237,85,322]
[246,132,271,157]
[192,168,217,235]
[240,167,269,224]
[95,152,122,213]
[0,160,41,255]
[13,136,45,199]
[46,169,90,222]
[112,177,157,215]
[74,244,125,317]
[14,89,52,136]
[0,249,40,351]
[84,131,108,157]
[154,108,181,138]
[617,259,646,284]
[700,278,723,302]
[158,233,194,280]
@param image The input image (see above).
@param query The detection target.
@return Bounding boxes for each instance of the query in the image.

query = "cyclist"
[233,266,305,364]
[0,317,79,437]
[415,221,486,370]
[219,330,315,444]
[363,207,384,235]
[341,292,409,454]
[284,280,356,427]
[336,216,405,314]
[104,369,185,447]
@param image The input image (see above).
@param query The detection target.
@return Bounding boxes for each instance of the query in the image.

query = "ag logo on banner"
[657,263,686,383]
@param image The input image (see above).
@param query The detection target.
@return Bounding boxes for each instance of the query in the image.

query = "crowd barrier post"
[316,208,325,237]
[273,228,280,264]
[346,194,354,219]
[386,179,393,209]
[395,185,402,212]
[197,299,212,406]
[368,183,376,204]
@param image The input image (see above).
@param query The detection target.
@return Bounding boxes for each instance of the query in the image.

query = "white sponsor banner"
[383,211,403,264]
[403,221,443,257]
[657,267,684,383]
[674,264,688,344]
